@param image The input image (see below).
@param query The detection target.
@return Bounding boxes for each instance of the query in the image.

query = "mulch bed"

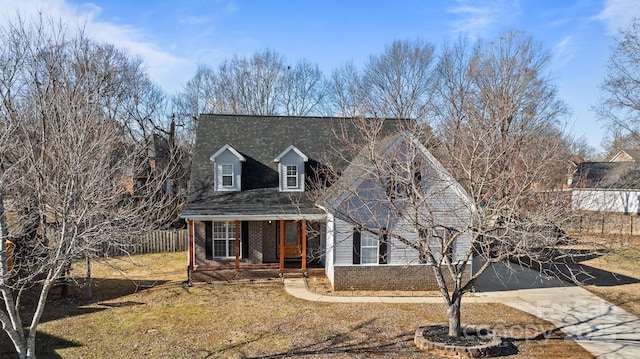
[419,325,492,346]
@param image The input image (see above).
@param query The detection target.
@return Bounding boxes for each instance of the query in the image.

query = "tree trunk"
[447,290,462,337]
[26,335,36,359]
[85,256,92,299]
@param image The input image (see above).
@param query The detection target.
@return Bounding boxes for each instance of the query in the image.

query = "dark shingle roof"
[573,161,640,189]
[182,114,407,217]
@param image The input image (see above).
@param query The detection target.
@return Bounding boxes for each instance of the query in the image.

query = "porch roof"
[180,187,326,220]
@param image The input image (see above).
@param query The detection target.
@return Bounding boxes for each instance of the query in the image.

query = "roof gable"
[274,145,308,162]
[609,149,640,162]
[210,144,246,162]
[321,132,475,222]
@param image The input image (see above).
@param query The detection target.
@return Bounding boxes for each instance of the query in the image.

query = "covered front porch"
[186,215,326,278]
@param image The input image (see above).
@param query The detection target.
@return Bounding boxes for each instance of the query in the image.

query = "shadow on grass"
[0,331,82,359]
[0,276,171,357]
[13,277,171,324]
[204,319,423,358]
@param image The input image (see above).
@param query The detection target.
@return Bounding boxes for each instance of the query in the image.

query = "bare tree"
[0,17,179,358]
[362,39,437,121]
[174,50,328,125]
[326,60,369,117]
[434,30,573,336]
[313,31,574,338]
[279,59,327,116]
[569,135,599,161]
[598,17,640,147]
[171,64,218,144]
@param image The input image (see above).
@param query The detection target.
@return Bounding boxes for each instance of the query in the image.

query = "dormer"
[274,145,308,192]
[210,144,245,191]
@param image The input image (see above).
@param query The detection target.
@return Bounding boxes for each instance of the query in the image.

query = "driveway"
[473,259,640,358]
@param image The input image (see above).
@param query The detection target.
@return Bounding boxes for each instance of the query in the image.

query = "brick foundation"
[414,325,503,358]
[332,264,470,291]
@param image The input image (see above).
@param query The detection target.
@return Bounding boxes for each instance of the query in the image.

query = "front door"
[284,221,301,258]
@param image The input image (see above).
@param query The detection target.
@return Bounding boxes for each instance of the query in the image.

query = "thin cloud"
[0,0,193,94]
[180,16,212,25]
[552,35,574,67]
[597,0,640,34]
[447,0,521,38]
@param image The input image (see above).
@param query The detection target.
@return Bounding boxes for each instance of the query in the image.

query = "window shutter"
[379,231,388,264]
[241,221,249,258]
[205,221,213,260]
[352,228,361,265]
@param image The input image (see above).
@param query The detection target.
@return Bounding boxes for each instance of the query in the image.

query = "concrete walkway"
[283,263,640,358]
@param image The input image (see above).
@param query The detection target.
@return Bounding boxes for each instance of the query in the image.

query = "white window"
[360,232,379,265]
[212,221,238,258]
[221,164,233,187]
[286,165,298,188]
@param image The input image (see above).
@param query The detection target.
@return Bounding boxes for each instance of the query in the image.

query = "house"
[125,133,190,198]
[180,114,475,290]
[571,149,640,213]
[609,149,640,163]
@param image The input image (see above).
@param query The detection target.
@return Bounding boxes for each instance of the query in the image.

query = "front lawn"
[0,252,592,358]
[580,239,640,316]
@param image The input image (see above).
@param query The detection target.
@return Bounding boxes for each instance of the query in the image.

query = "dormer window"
[221,164,234,187]
[210,144,245,192]
[286,165,298,189]
[274,145,308,192]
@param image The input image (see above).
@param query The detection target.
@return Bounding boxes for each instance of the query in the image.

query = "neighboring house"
[571,149,640,213]
[180,114,475,290]
[126,133,190,199]
[609,149,640,163]
[564,155,584,189]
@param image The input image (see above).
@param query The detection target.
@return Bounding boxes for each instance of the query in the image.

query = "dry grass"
[0,252,593,358]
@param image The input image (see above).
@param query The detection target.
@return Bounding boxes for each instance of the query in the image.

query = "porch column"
[301,219,307,271]
[279,219,285,271]
[187,220,194,285]
[188,220,195,271]
[235,220,240,270]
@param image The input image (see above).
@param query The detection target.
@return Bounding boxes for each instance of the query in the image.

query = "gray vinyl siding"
[333,218,355,265]
[213,150,242,192]
[387,222,420,265]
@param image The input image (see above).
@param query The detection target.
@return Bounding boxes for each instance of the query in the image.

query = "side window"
[353,228,388,265]
[221,164,233,187]
[360,232,379,264]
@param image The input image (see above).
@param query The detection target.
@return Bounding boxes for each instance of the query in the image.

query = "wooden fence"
[565,212,640,236]
[98,229,187,257]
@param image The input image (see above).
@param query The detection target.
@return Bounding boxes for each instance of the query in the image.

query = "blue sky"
[1,0,639,153]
